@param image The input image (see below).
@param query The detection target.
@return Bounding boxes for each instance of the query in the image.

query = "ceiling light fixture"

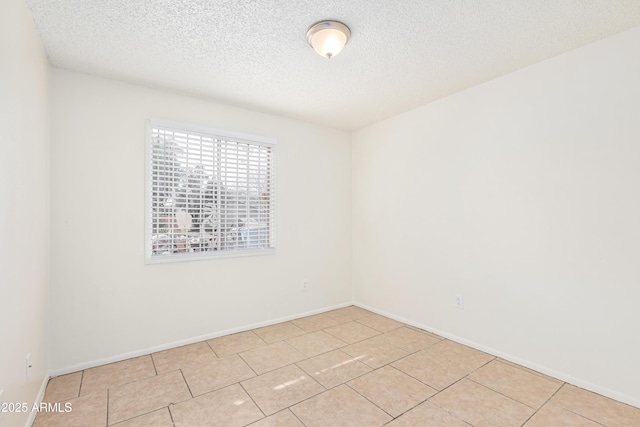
[306,20,351,59]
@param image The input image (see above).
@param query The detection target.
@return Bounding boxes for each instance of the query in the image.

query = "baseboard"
[354,302,640,410]
[50,301,353,377]
[24,370,50,427]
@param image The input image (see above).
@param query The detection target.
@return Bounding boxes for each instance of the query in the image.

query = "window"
[146,119,276,263]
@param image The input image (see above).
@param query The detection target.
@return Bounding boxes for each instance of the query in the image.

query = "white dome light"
[306,20,351,59]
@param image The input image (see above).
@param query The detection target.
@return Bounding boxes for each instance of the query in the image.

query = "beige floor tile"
[110,408,173,427]
[286,330,347,357]
[247,409,305,426]
[405,324,443,335]
[498,358,564,384]
[524,403,603,426]
[320,311,355,324]
[80,356,156,396]
[35,310,640,427]
[291,384,392,427]
[324,306,372,323]
[385,401,469,427]
[297,349,372,388]
[291,314,340,332]
[342,335,409,369]
[254,322,307,343]
[182,354,256,396]
[241,364,325,416]
[151,342,218,374]
[381,326,441,352]
[393,340,493,390]
[430,378,534,427]
[356,313,403,332]
[170,383,264,427]
[348,365,437,417]
[548,384,640,426]
[468,360,562,409]
[108,370,191,424]
[33,390,107,427]
[207,330,267,357]
[240,341,307,375]
[324,321,381,344]
[43,372,83,403]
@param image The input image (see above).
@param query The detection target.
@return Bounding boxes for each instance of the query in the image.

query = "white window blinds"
[146,119,276,262]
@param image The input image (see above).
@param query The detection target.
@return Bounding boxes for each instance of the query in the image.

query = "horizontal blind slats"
[149,124,276,259]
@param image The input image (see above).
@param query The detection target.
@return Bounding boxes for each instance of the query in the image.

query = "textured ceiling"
[26,0,640,131]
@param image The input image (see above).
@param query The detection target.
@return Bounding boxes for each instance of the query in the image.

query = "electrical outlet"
[302,279,309,291]
[26,353,32,380]
[455,294,464,310]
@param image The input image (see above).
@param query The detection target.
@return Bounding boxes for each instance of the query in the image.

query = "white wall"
[49,70,352,371]
[0,0,51,426]
[352,26,640,406]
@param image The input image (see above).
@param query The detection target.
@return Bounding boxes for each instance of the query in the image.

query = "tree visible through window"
[146,120,276,262]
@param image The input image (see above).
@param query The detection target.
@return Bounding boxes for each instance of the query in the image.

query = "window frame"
[145,118,277,264]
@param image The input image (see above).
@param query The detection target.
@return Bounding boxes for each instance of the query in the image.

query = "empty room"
[2,0,640,426]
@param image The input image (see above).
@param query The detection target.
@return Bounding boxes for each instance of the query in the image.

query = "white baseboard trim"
[50,302,352,377]
[354,302,640,410]
[25,370,51,427]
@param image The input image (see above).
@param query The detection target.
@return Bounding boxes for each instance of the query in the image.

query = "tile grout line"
[150,353,159,376]
[112,407,172,426]
[519,383,607,427]
[78,370,85,398]
[238,381,267,420]
[204,339,221,358]
[353,318,405,334]
[563,407,608,426]
[424,376,477,426]
[343,381,397,420]
[464,376,538,410]
[272,376,326,419]
[422,355,496,398]
[374,364,440,419]
[237,352,260,378]
[167,404,176,427]
[376,395,471,427]
[289,408,308,427]
[297,352,374,390]
[389,347,472,392]
[426,372,470,400]
[381,334,443,355]
[519,383,566,426]
[496,358,564,384]
[179,369,194,399]
[464,358,565,411]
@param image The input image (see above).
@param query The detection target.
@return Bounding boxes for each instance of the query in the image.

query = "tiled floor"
[34,306,640,426]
